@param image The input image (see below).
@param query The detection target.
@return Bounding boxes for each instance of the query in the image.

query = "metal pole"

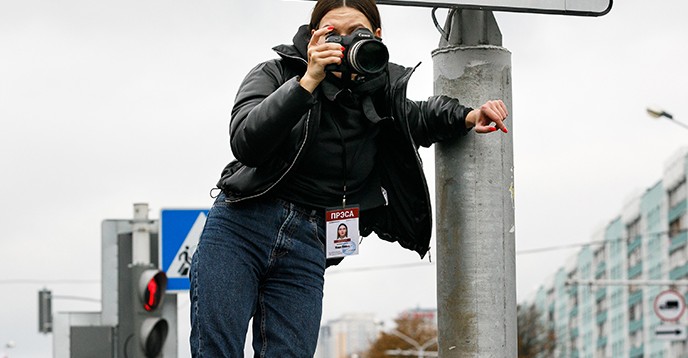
[433,9,516,357]
[132,203,151,264]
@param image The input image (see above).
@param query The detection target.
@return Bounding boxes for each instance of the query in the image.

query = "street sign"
[305,0,612,16]
[655,324,688,341]
[160,209,209,291]
[654,289,686,322]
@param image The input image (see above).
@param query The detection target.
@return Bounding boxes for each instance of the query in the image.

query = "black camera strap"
[351,71,389,124]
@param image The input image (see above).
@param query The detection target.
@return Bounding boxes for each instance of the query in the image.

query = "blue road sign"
[160,209,209,292]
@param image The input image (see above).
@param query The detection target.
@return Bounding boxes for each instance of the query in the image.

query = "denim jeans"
[189,193,326,357]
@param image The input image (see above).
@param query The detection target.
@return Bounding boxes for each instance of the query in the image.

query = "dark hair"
[309,0,382,31]
[337,223,348,237]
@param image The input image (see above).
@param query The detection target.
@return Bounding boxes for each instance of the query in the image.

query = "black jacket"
[216,25,472,259]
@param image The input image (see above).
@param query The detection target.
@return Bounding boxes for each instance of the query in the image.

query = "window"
[670,247,687,270]
[627,217,641,244]
[596,298,607,313]
[669,217,682,238]
[630,329,642,349]
[594,247,606,265]
[628,302,642,321]
[597,321,607,336]
[669,180,686,208]
[628,248,642,267]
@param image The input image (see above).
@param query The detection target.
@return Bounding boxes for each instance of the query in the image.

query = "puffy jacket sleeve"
[404,95,473,148]
[230,60,316,167]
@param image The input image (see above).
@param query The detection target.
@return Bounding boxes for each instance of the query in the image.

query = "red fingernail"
[341,46,345,51]
[327,26,334,30]
[490,127,497,132]
[502,127,509,133]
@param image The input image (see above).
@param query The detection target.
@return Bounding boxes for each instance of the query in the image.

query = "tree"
[365,315,438,358]
[517,304,556,358]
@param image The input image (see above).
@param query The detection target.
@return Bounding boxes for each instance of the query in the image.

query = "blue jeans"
[189,194,326,357]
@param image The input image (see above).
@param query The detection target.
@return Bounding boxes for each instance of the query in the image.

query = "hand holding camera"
[300,26,389,93]
[325,28,389,75]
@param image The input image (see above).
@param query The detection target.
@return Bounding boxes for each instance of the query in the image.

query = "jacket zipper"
[225,53,311,204]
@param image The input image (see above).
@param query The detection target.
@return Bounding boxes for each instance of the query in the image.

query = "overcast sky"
[2,0,687,356]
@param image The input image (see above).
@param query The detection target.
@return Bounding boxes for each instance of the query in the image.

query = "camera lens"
[348,39,389,75]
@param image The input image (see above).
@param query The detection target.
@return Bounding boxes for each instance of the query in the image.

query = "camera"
[325,28,389,75]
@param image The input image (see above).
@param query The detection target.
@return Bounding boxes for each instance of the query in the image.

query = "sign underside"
[373,0,611,16]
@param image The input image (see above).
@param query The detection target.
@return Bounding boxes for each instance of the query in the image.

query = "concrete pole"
[432,9,516,357]
[132,202,151,264]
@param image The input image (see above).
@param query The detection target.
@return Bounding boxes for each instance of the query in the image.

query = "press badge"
[325,206,360,259]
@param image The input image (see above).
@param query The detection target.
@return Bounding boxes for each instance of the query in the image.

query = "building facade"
[528,149,688,358]
[315,313,380,358]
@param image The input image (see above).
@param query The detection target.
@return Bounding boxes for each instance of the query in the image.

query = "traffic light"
[38,289,52,333]
[130,264,169,358]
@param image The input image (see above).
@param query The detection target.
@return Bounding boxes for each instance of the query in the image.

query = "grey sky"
[1,0,687,356]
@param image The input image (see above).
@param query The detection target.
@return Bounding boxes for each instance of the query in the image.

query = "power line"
[0,230,677,283]
[52,295,101,303]
[0,279,100,285]
[516,229,675,255]
[326,262,434,275]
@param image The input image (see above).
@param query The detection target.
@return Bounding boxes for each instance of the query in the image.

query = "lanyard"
[329,108,377,209]
[330,116,349,209]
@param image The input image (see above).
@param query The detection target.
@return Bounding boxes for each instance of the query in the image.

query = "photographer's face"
[316,7,382,45]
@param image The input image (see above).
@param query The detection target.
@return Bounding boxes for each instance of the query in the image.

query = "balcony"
[595,262,607,279]
[596,336,607,348]
[630,344,644,358]
[596,287,607,301]
[570,306,579,318]
[596,310,608,324]
[669,199,687,222]
[628,290,643,306]
[627,235,642,255]
[571,348,580,358]
[670,263,688,280]
[627,262,643,279]
[629,318,643,333]
[670,231,688,254]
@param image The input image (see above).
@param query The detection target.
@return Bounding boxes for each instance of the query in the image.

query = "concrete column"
[433,9,516,357]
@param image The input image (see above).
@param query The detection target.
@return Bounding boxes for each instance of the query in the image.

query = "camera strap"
[352,71,389,124]
[361,97,383,124]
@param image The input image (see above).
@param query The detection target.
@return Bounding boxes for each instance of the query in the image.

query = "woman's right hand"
[299,26,345,93]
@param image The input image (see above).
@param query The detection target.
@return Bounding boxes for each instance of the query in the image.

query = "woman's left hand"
[466,100,509,134]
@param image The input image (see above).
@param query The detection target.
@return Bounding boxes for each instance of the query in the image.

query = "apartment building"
[529,149,688,358]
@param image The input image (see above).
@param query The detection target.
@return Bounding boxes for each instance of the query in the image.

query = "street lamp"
[1,341,15,358]
[647,107,688,130]
[384,329,438,358]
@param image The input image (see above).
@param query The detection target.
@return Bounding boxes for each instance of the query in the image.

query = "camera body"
[325,28,389,76]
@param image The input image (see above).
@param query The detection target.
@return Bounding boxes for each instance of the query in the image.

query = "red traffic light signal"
[138,270,167,311]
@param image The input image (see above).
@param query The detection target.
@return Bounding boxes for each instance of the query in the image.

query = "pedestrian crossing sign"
[160,209,209,292]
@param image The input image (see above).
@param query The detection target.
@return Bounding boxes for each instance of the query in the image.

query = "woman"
[337,223,349,240]
[190,0,508,356]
